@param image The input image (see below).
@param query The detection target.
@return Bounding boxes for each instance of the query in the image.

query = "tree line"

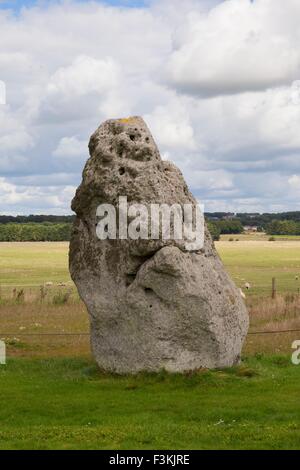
[207,217,300,238]
[206,211,300,230]
[207,219,244,241]
[0,223,72,242]
[0,215,75,224]
[265,220,300,236]
[0,221,230,242]
[0,214,299,242]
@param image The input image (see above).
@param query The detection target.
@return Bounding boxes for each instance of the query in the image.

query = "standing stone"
[69,116,248,373]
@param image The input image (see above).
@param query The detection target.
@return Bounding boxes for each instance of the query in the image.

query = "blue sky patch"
[0,0,149,12]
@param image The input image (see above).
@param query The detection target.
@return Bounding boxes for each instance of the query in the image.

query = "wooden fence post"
[272,277,276,299]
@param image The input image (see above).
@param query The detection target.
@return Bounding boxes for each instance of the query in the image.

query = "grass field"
[1,355,299,450]
[1,241,300,356]
[218,240,300,296]
[0,241,300,449]
[2,240,300,296]
[0,242,71,288]
[220,233,300,241]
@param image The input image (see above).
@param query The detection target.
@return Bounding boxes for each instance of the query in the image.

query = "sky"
[1,0,300,215]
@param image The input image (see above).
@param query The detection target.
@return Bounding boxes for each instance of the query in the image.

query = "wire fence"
[1,329,300,337]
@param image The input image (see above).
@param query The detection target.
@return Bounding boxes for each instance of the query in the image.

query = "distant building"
[243,226,258,232]
[222,214,237,220]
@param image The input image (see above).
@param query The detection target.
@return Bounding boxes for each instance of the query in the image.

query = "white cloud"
[47,55,120,97]
[288,175,300,189]
[38,54,130,123]
[0,79,5,104]
[1,0,300,214]
[287,174,300,205]
[186,169,233,191]
[53,136,87,159]
[166,0,300,97]
[0,176,76,212]
[0,107,33,152]
[144,101,196,150]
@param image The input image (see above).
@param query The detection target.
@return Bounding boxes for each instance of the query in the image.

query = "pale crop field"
[220,233,300,241]
[0,240,300,358]
[0,242,71,288]
[1,240,300,297]
[217,240,300,296]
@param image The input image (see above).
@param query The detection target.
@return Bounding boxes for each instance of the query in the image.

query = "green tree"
[207,221,221,241]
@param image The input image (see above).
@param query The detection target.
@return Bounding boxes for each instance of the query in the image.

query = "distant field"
[1,240,300,358]
[0,242,71,287]
[217,240,300,296]
[221,233,300,241]
[1,240,300,297]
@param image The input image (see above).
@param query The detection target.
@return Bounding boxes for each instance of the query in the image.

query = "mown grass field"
[1,241,300,355]
[1,356,299,450]
[2,239,300,296]
[0,242,70,287]
[218,239,300,296]
[220,233,300,241]
[0,241,300,449]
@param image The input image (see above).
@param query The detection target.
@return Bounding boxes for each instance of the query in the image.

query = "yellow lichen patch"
[118,117,138,124]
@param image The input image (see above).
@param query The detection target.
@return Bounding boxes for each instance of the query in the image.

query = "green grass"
[1,240,300,297]
[217,240,300,296]
[1,241,300,449]
[221,233,300,241]
[0,242,71,287]
[0,356,299,450]
[2,240,300,297]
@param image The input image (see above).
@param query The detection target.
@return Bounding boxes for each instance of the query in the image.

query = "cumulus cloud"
[289,175,300,188]
[166,0,300,97]
[53,136,87,159]
[0,79,5,104]
[1,0,300,214]
[47,55,120,97]
[144,101,196,150]
[0,107,33,153]
[0,176,76,214]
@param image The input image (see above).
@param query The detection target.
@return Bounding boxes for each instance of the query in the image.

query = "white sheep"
[239,288,246,300]
[44,282,53,287]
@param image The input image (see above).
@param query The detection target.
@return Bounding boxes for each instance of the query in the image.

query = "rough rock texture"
[70,116,249,373]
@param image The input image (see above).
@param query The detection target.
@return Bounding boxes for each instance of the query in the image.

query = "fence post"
[0,340,6,365]
[272,277,276,299]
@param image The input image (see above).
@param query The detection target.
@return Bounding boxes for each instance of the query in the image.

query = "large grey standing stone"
[69,116,249,373]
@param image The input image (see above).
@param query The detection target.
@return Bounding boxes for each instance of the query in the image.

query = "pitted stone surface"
[69,117,249,373]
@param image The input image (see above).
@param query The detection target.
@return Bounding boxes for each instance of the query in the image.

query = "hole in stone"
[144,287,153,294]
[149,305,153,308]
[126,274,136,286]
[145,137,150,143]
[129,134,135,141]
[119,167,125,175]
